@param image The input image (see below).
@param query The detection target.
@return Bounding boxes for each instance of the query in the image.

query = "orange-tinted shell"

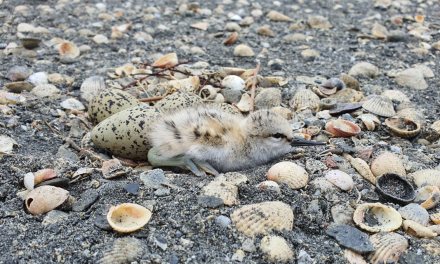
[368,232,408,264]
[385,117,421,138]
[403,220,437,238]
[408,169,440,188]
[152,53,178,67]
[59,42,80,59]
[415,186,440,210]
[223,32,238,45]
[260,236,294,262]
[431,213,440,225]
[34,169,57,184]
[370,152,406,177]
[107,203,152,233]
[25,186,69,215]
[267,162,309,189]
[325,119,361,137]
[324,170,354,191]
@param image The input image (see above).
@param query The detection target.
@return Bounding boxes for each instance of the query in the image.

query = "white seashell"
[199,85,218,100]
[202,181,238,206]
[324,170,353,191]
[152,53,178,67]
[362,95,396,117]
[368,232,408,264]
[107,203,152,233]
[25,186,69,215]
[255,181,281,193]
[23,172,35,190]
[234,93,251,112]
[414,186,440,210]
[403,220,437,238]
[408,169,440,188]
[222,75,245,90]
[267,161,309,189]
[353,203,402,232]
[59,42,80,59]
[291,88,320,111]
[169,76,200,93]
[370,152,406,177]
[398,203,429,226]
[80,76,106,102]
[360,116,375,131]
[260,236,294,262]
[381,90,410,102]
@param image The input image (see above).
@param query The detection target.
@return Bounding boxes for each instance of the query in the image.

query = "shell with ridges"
[325,119,361,137]
[353,203,402,232]
[260,236,294,262]
[370,152,406,177]
[230,201,293,237]
[291,88,320,111]
[80,76,106,102]
[98,237,143,264]
[362,95,396,117]
[324,170,354,191]
[431,213,440,225]
[344,249,367,264]
[397,203,429,226]
[368,232,408,264]
[202,181,238,206]
[342,153,375,184]
[415,186,440,209]
[431,121,440,134]
[267,161,309,189]
[385,117,421,138]
[25,186,69,215]
[382,90,410,102]
[403,220,437,238]
[396,108,426,127]
[408,169,440,188]
[107,203,152,233]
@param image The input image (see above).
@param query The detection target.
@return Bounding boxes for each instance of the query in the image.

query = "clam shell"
[324,170,353,191]
[34,169,57,184]
[202,181,238,206]
[375,173,415,205]
[59,42,80,59]
[344,249,367,264]
[408,169,440,188]
[359,114,380,127]
[353,203,402,232]
[230,201,293,237]
[343,154,375,184]
[267,161,309,189]
[152,53,178,67]
[25,186,69,215]
[98,237,143,264]
[80,76,106,102]
[168,76,200,93]
[381,90,410,102]
[107,203,152,233]
[431,213,440,225]
[20,37,42,49]
[385,117,421,138]
[415,186,440,209]
[431,120,440,134]
[325,119,361,137]
[398,203,429,226]
[222,75,245,90]
[24,172,35,190]
[370,152,406,177]
[396,108,426,127]
[291,89,320,111]
[256,181,281,193]
[223,32,238,45]
[362,95,396,117]
[368,232,408,264]
[360,116,375,131]
[339,74,360,90]
[403,220,437,238]
[260,236,294,262]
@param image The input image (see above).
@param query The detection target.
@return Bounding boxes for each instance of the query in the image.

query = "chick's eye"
[272,133,283,138]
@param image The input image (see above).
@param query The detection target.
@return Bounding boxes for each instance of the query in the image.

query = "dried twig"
[355,186,362,204]
[138,96,164,102]
[41,117,60,136]
[249,61,261,114]
[32,121,43,131]
[64,137,82,152]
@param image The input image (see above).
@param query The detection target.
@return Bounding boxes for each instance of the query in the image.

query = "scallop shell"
[98,237,143,264]
[431,121,440,134]
[230,201,293,237]
[362,95,396,117]
[385,117,421,138]
[271,106,292,120]
[59,42,80,59]
[403,220,437,238]
[25,186,69,215]
[325,119,361,137]
[42,210,69,226]
[260,236,294,262]
[415,186,440,210]
[339,73,360,90]
[396,108,426,127]
[370,152,406,177]
[152,53,178,67]
[324,170,354,191]
[398,203,429,226]
[408,169,440,188]
[381,90,410,102]
[256,181,281,193]
[368,232,408,264]
[267,161,309,189]
[202,181,238,206]
[107,203,152,233]
[80,76,106,102]
[20,37,42,49]
[344,249,367,264]
[431,213,440,225]
[291,89,320,111]
[342,154,375,184]
[353,203,402,232]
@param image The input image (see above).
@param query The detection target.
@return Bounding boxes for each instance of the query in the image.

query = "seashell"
[59,42,80,59]
[260,236,294,262]
[25,186,69,215]
[321,78,346,90]
[318,85,337,95]
[356,146,374,162]
[42,210,69,226]
[98,237,143,264]
[359,114,380,127]
[305,126,321,136]
[428,225,440,235]
[202,181,238,206]
[0,90,27,105]
[368,232,408,264]
[293,133,311,140]
[430,120,440,134]
[34,169,57,184]
[353,203,402,232]
[344,249,367,264]
[223,32,238,45]
[398,203,429,226]
[396,108,426,127]
[102,159,131,179]
[385,117,420,139]
[403,220,437,238]
[381,90,410,102]
[431,213,440,224]
[319,97,338,110]
[233,93,252,112]
[290,89,320,111]
[256,27,276,37]
[265,77,284,85]
[362,95,396,117]
[222,75,245,90]
[152,53,178,67]
[115,65,135,76]
[199,85,218,100]
[256,181,281,193]
[266,10,292,22]
[324,170,353,191]
[415,15,424,23]
[24,172,35,190]
[239,69,256,80]
[4,81,35,93]
[107,203,152,233]
[233,44,254,57]
[414,186,440,209]
[270,106,292,120]
[328,88,363,103]
[112,22,132,32]
[375,173,415,205]
[218,67,246,78]
[370,152,406,177]
[360,116,375,131]
[212,94,225,104]
[339,74,360,90]
[342,153,375,184]
[19,37,42,49]
[267,161,309,189]
[80,76,106,102]
[408,169,440,188]
[230,201,293,237]
[325,119,361,137]
[168,76,200,93]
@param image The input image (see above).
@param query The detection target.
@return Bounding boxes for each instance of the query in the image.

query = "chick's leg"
[193,160,219,176]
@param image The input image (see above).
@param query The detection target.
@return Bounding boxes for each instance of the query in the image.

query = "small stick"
[138,96,164,102]
[32,121,43,131]
[200,79,209,90]
[41,117,60,136]
[249,61,261,114]
[355,186,362,204]
[65,137,82,152]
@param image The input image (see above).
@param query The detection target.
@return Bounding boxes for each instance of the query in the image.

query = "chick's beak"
[290,136,326,147]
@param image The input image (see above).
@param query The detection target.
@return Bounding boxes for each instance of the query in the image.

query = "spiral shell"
[353,203,402,232]
[368,232,408,264]
[260,236,294,262]
[403,220,437,238]
[107,203,152,233]
[152,53,178,67]
[381,90,410,102]
[398,203,429,226]
[342,153,375,184]
[325,120,361,137]
[230,201,293,237]
[25,186,69,215]
[202,181,238,206]
[385,117,421,138]
[415,186,440,210]
[98,237,143,264]
[408,169,440,188]
[324,170,354,191]
[370,152,406,177]
[362,95,396,117]
[267,161,309,189]
[291,89,320,111]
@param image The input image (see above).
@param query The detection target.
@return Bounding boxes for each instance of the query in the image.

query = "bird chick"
[148,106,324,176]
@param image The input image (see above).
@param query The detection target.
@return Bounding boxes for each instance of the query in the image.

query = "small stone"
[399,252,424,264]
[34,178,70,189]
[78,29,95,36]
[27,72,48,86]
[348,62,379,79]
[181,214,204,237]
[140,169,169,189]
[387,30,407,42]
[395,69,428,90]
[94,204,113,231]
[308,16,332,29]
[224,22,241,32]
[283,33,306,42]
[231,250,245,262]
[215,215,231,228]
[220,89,242,104]
[190,46,205,55]
[297,250,314,264]
[331,204,355,226]
[42,210,69,226]
[79,45,92,53]
[93,34,109,44]
[72,189,99,212]
[191,22,208,31]
[125,183,139,194]
[154,188,170,196]
[241,238,256,252]
[254,88,281,109]
[301,49,320,59]
[326,225,375,253]
[7,66,33,81]
[266,10,292,22]
[198,195,224,208]
[233,44,254,57]
[56,146,79,162]
[60,98,85,110]
[155,237,167,251]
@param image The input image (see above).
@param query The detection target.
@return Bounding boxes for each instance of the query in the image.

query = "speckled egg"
[91,106,161,160]
[155,92,203,113]
[213,103,242,115]
[88,89,142,125]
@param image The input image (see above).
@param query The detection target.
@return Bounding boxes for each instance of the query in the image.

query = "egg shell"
[324,170,353,191]
[91,106,161,160]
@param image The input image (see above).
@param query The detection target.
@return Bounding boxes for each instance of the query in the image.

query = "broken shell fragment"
[34,169,57,185]
[342,154,375,184]
[152,53,178,67]
[98,237,144,264]
[233,93,252,112]
[324,170,353,191]
[325,120,361,137]
[375,173,415,205]
[270,106,292,120]
[202,181,238,206]
[353,203,402,232]
[403,220,437,238]
[370,152,406,177]
[431,213,440,225]
[362,95,396,117]
[398,203,429,226]
[59,42,80,59]
[80,76,106,102]
[25,186,69,215]
[260,236,294,262]
[368,232,408,264]
[385,117,421,139]
[233,44,254,57]
[344,249,367,264]
[267,161,309,189]
[222,75,245,90]
[102,159,131,179]
[107,203,152,233]
[319,97,338,110]
[415,186,440,210]
[168,76,200,93]
[408,169,440,188]
[230,201,293,237]
[199,86,218,100]
[223,32,238,45]
[360,116,375,131]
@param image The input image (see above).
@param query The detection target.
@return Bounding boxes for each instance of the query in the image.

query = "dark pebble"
[169,254,179,264]
[399,252,423,264]
[326,225,375,253]
[35,178,70,188]
[198,195,224,208]
[125,183,139,194]
[72,189,99,212]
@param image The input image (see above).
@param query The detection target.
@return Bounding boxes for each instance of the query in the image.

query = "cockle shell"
[325,120,361,137]
[267,161,309,189]
[202,181,238,206]
[408,169,440,188]
[152,53,178,67]
[20,37,42,49]
[342,153,375,184]
[403,220,437,238]
[375,173,415,205]
[80,76,106,102]
[98,237,144,264]
[396,108,426,127]
[344,249,367,264]
[362,95,396,117]
[222,75,245,90]
[25,186,69,215]
[260,236,294,262]
[324,170,353,191]
[381,90,410,102]
[230,201,293,237]
[385,117,421,138]
[415,186,440,209]
[107,203,152,233]
[368,232,408,264]
[398,203,429,226]
[353,203,402,232]
[291,89,320,111]
[59,42,80,59]
[431,213,440,225]
[431,120,440,134]
[370,152,406,177]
